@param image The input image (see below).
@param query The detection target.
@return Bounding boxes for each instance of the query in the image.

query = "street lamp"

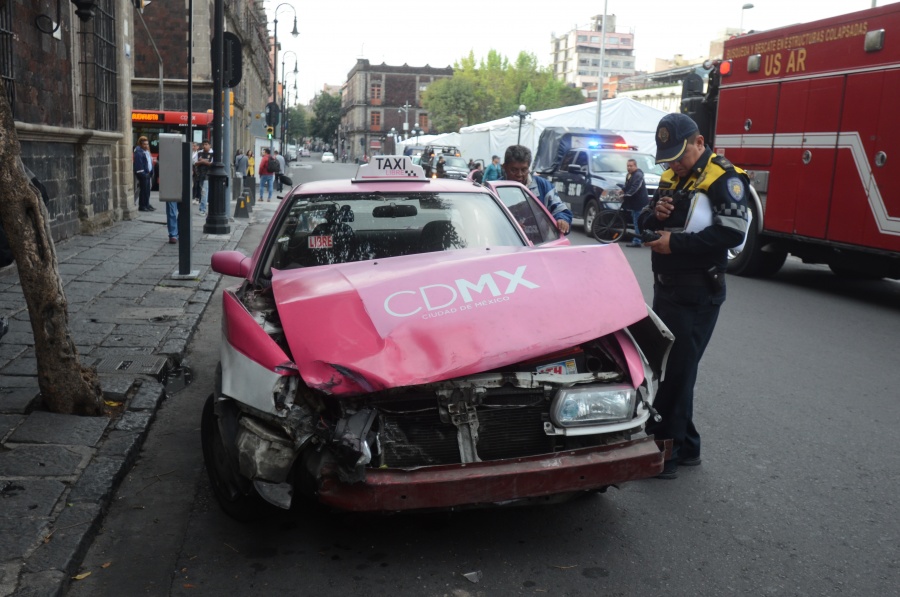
[740,3,754,32]
[389,127,398,153]
[271,3,299,148]
[511,104,530,145]
[280,50,298,145]
[410,124,423,143]
[398,101,412,138]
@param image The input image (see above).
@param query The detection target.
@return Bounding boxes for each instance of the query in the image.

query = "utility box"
[159,133,185,202]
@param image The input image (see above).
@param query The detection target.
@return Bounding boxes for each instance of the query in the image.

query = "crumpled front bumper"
[317,436,665,512]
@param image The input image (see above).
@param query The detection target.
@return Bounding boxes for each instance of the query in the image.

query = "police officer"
[640,113,750,479]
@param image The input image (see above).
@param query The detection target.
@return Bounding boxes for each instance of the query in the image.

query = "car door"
[488,181,569,247]
[552,150,589,218]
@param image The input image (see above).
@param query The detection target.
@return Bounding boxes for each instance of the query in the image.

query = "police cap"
[655,113,700,164]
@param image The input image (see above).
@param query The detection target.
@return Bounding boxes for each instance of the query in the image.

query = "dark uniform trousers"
[646,281,724,461]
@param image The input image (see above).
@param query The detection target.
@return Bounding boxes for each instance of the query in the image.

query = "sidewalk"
[0,198,255,597]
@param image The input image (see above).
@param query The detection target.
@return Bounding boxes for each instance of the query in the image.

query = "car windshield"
[266,192,525,271]
[442,157,468,169]
[589,151,664,175]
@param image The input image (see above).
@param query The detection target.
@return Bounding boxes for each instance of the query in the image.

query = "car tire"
[583,199,600,233]
[727,202,786,277]
[591,209,627,244]
[200,393,269,522]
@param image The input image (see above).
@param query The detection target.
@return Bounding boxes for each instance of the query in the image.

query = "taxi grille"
[377,389,556,468]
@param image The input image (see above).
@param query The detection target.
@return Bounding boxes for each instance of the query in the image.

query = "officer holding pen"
[640,113,750,479]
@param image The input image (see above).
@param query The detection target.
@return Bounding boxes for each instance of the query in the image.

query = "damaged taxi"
[203,156,673,520]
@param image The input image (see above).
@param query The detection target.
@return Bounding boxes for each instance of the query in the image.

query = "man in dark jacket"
[622,158,649,246]
[133,136,155,212]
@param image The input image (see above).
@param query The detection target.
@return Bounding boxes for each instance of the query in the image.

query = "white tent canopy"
[458,97,670,162]
[396,132,461,152]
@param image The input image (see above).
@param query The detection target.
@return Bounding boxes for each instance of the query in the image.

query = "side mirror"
[567,164,586,174]
[211,250,251,278]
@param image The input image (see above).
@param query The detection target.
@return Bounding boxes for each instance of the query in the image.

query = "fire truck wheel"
[727,204,786,277]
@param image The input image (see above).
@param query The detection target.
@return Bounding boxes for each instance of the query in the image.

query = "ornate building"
[340,60,453,160]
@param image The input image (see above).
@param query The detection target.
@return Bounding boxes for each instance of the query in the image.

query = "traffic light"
[266,126,274,140]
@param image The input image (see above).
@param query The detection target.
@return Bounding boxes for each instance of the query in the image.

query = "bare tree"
[0,82,102,415]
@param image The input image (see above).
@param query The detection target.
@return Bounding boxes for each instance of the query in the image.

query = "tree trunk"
[0,82,102,415]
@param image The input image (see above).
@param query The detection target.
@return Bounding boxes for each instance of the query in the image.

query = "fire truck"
[682,3,900,279]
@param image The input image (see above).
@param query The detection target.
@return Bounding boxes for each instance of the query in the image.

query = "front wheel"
[583,199,600,234]
[201,394,268,521]
[591,209,627,244]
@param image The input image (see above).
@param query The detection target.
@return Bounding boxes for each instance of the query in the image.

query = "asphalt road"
[69,158,900,596]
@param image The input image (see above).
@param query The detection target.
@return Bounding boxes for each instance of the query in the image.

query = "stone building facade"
[340,60,453,160]
[132,0,271,159]
[3,0,136,241]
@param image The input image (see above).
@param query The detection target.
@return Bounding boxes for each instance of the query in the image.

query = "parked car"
[286,144,298,161]
[204,155,670,520]
[321,151,335,163]
[300,147,310,158]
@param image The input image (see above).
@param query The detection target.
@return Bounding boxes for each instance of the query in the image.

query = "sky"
[266,0,897,105]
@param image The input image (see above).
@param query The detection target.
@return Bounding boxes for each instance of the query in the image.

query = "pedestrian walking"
[621,158,649,247]
[471,162,484,184]
[195,141,213,215]
[639,113,750,479]
[246,149,256,202]
[273,150,287,193]
[133,136,154,212]
[234,149,248,192]
[483,155,502,183]
[258,148,276,202]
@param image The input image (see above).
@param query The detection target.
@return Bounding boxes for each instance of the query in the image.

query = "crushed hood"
[271,245,648,395]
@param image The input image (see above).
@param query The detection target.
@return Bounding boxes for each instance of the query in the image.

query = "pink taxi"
[203,156,672,519]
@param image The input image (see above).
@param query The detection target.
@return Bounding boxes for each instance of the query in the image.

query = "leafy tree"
[422,50,586,133]
[286,106,308,142]
[310,93,341,142]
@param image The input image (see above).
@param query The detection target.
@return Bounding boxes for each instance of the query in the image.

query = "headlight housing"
[551,384,636,427]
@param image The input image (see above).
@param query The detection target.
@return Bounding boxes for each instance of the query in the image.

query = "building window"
[0,2,13,117]
[79,0,118,131]
[608,36,618,44]
[591,36,600,43]
[591,59,600,67]
[370,82,382,100]
[577,35,587,42]
[371,112,381,127]
[418,114,428,129]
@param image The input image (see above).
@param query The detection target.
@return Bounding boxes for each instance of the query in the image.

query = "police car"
[548,148,662,233]
[203,156,671,519]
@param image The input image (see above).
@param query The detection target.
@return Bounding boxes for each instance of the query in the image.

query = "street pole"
[271,5,299,151]
[399,101,411,139]
[594,0,608,130]
[203,0,229,234]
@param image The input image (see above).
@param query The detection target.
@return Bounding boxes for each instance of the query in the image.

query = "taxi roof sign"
[353,155,426,181]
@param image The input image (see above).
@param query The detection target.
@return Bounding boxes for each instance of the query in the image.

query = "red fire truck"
[682,3,900,279]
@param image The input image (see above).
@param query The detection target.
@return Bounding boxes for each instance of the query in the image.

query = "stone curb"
[6,380,164,597]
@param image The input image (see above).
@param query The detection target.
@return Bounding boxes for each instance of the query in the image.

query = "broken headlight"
[551,385,636,426]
